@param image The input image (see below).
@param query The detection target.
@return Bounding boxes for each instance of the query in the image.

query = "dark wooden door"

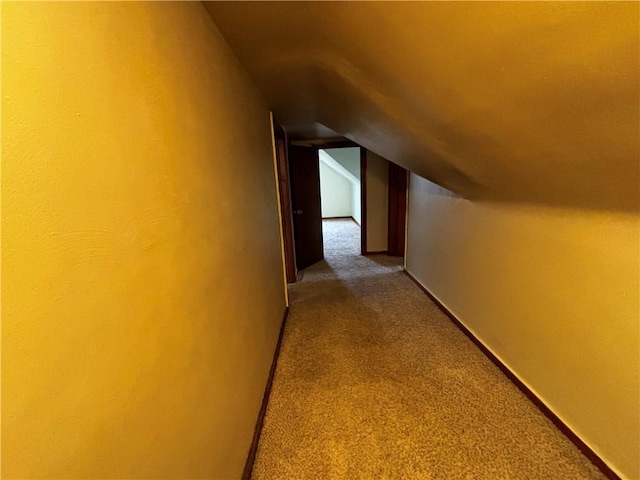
[289,145,323,270]
[273,117,297,283]
[388,162,408,257]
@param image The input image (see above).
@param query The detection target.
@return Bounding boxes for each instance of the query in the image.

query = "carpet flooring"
[252,218,605,479]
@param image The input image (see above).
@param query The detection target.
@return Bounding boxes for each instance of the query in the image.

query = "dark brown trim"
[360,148,367,255]
[365,251,389,256]
[291,138,359,149]
[387,162,408,257]
[315,139,359,149]
[242,307,290,480]
[272,115,297,283]
[402,270,621,480]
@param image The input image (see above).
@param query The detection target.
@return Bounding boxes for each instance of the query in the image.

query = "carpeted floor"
[252,218,605,479]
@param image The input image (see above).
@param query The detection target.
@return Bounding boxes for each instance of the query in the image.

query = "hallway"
[253,219,604,479]
[4,3,637,478]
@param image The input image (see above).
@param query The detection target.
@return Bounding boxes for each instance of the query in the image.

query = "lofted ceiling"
[204,2,639,211]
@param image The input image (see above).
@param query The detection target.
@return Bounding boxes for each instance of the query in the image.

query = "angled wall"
[2,3,285,479]
[319,159,354,218]
[406,175,639,479]
[324,147,361,180]
[320,149,362,224]
[206,2,639,213]
[325,147,361,225]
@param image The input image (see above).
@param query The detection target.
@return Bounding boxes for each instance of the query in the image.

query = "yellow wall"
[365,151,388,253]
[2,3,285,478]
[406,175,640,479]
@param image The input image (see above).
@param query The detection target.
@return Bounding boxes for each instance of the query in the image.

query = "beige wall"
[2,3,285,479]
[365,151,389,252]
[406,174,640,479]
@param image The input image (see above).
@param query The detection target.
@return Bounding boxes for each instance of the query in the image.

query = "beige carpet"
[253,218,604,479]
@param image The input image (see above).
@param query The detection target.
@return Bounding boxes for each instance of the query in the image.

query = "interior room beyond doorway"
[319,147,361,256]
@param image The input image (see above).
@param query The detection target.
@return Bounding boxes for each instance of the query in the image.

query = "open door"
[289,145,324,270]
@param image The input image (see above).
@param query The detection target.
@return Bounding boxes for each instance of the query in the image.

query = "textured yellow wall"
[2,3,285,478]
[406,175,640,479]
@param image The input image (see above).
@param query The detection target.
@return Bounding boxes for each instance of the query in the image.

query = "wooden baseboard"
[242,307,290,480]
[365,250,388,256]
[403,270,621,480]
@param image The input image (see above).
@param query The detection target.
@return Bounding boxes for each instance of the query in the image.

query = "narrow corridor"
[252,219,604,479]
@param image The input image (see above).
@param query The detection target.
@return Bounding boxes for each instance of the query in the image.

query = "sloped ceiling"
[204,2,639,211]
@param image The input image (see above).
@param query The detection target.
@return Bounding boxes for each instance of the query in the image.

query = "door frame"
[273,130,370,281]
[360,147,368,255]
[272,115,298,283]
[360,150,408,257]
[387,162,408,257]
[314,144,366,256]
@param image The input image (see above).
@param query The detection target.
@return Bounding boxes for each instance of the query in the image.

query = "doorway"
[318,147,362,257]
[272,119,407,283]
